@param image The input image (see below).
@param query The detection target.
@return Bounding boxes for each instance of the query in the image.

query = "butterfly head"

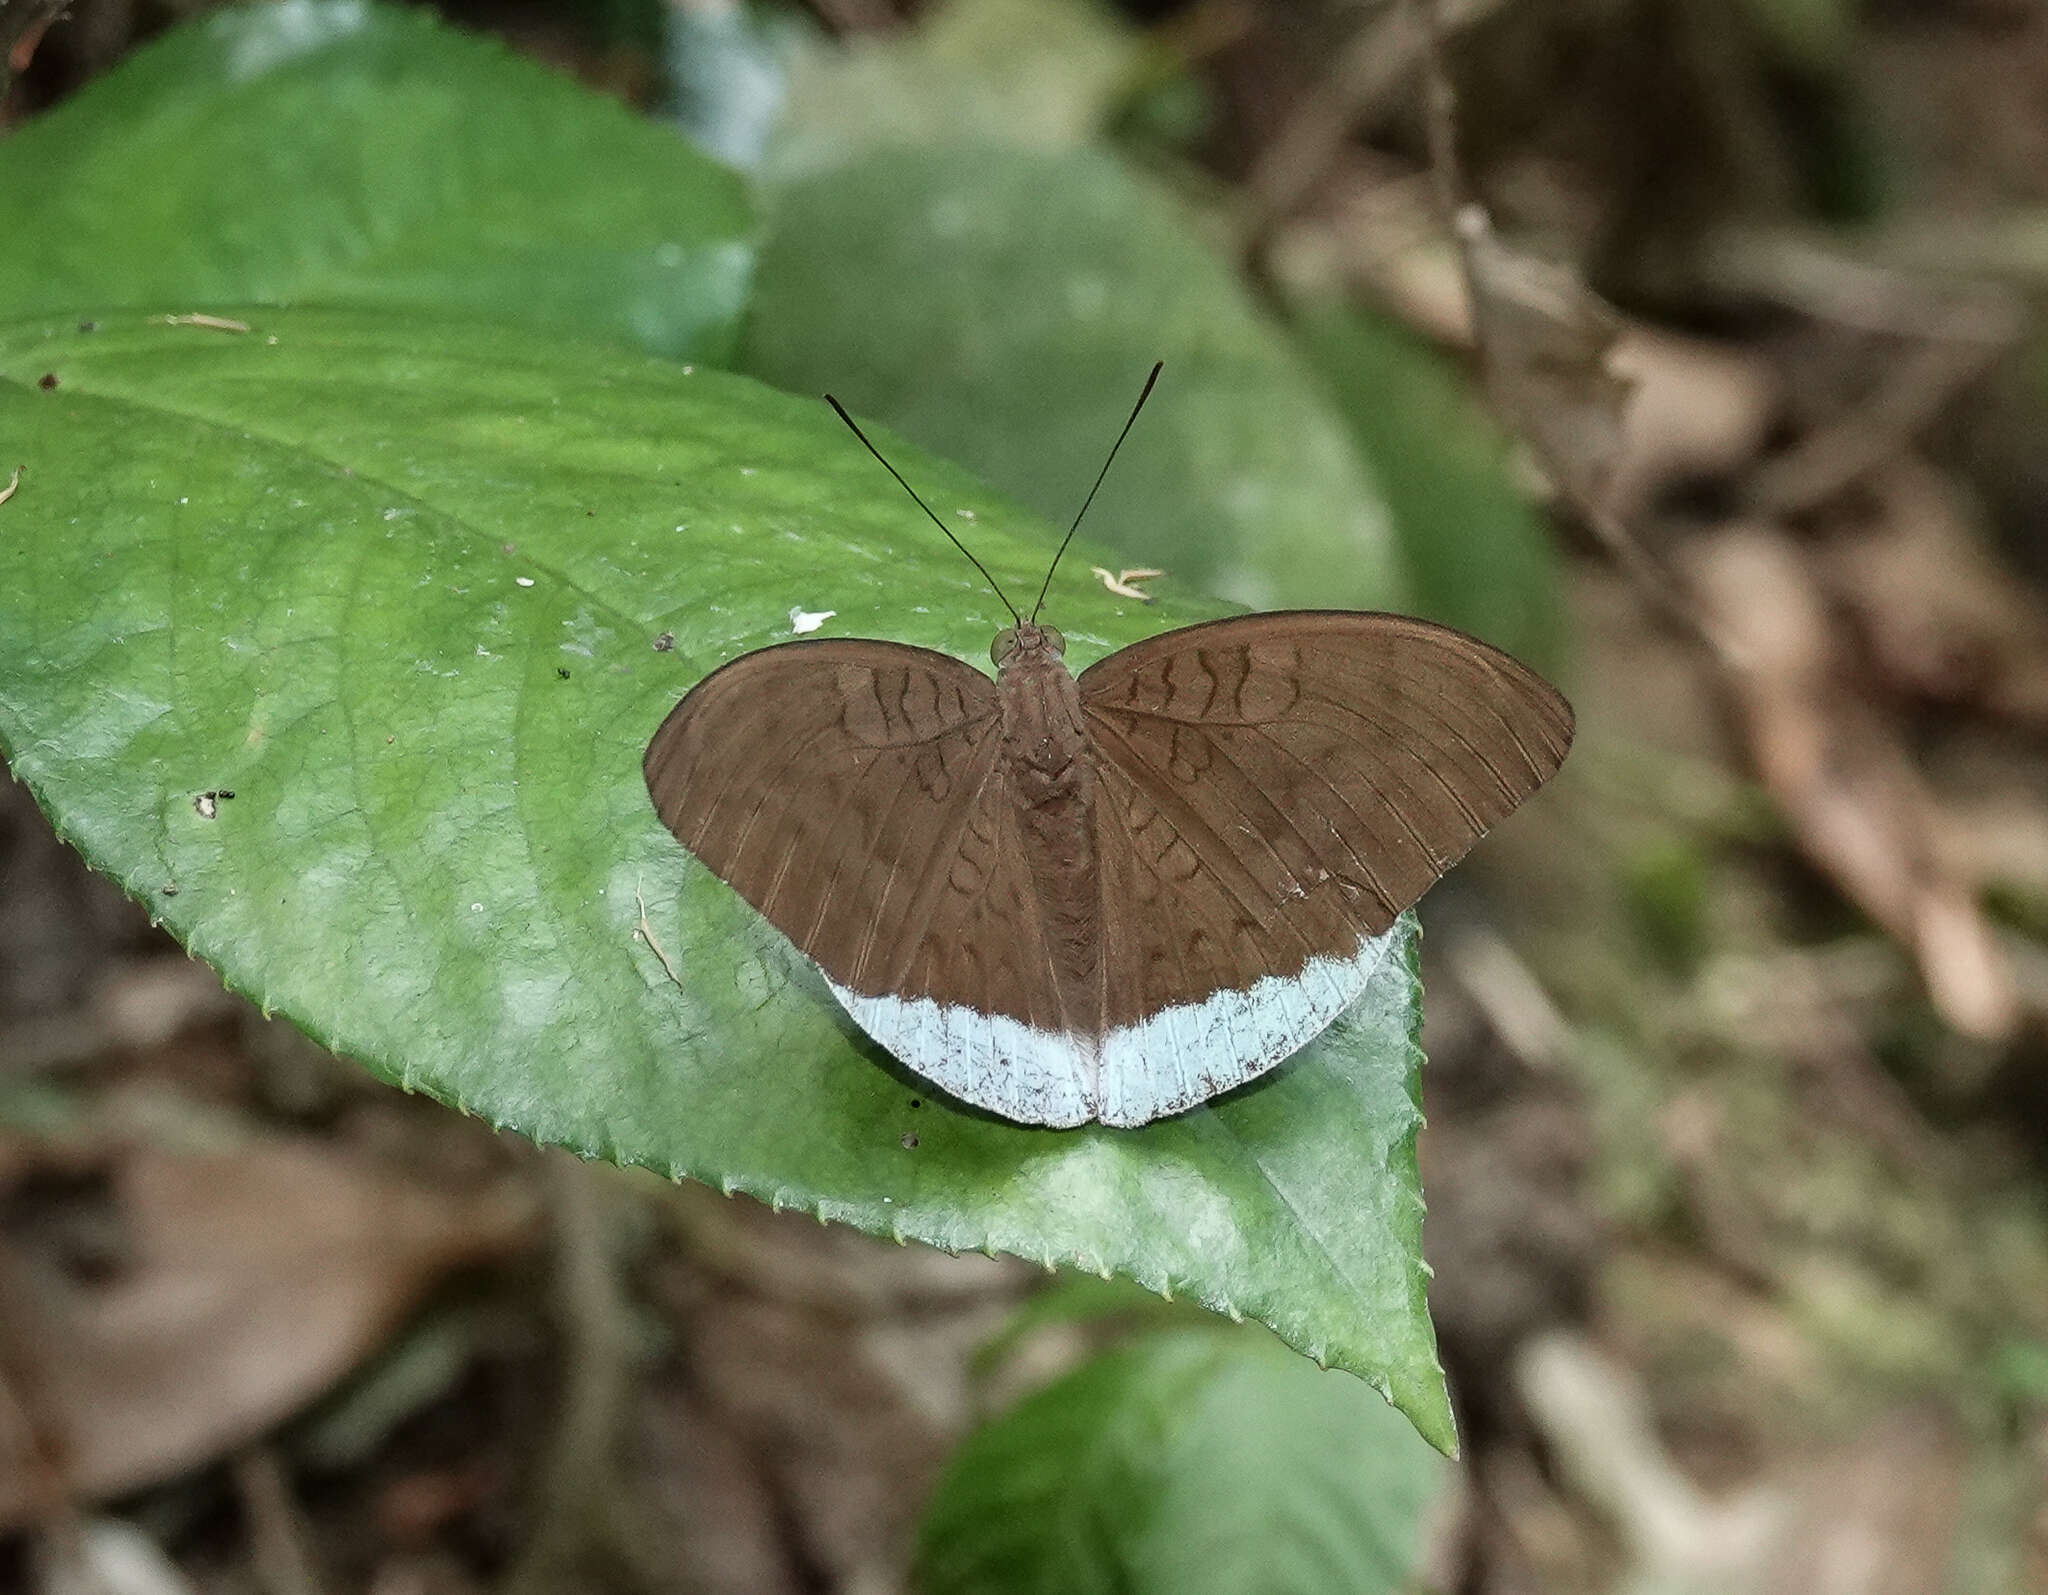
[991,622,1065,672]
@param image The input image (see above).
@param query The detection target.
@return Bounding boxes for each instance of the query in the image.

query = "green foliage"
[0,0,754,359]
[741,144,1411,616]
[766,0,1140,177]
[917,1329,1452,1595]
[1295,303,1563,669]
[1622,837,1711,975]
[0,0,1575,1458]
[0,309,1450,1449]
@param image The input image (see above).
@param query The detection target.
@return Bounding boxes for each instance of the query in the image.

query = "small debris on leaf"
[157,313,251,333]
[1091,566,1165,602]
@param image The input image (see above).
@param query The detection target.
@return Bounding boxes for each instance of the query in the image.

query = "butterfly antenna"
[824,396,1022,625]
[1029,361,1163,624]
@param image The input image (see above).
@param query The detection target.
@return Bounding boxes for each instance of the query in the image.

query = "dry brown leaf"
[1818,459,2048,728]
[1313,171,1473,346]
[1758,1406,1966,1595]
[0,1134,535,1528]
[1515,1331,1785,1582]
[1684,523,2020,1042]
[1605,330,1779,520]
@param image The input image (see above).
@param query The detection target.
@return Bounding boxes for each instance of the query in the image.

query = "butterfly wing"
[1078,611,1573,1124]
[645,638,1096,1123]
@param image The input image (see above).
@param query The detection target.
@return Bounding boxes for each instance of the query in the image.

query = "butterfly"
[644,367,1572,1127]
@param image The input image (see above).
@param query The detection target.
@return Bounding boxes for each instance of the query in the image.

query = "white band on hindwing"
[825,921,1400,1128]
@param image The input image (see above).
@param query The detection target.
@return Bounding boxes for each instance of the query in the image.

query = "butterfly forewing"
[646,640,1002,991]
[1073,612,1572,1121]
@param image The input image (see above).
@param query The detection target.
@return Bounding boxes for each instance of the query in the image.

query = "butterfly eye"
[1040,626,1065,656]
[991,628,1018,667]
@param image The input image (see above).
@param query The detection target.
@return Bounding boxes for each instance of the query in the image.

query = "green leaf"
[0,307,1450,1449]
[917,1329,1453,1595]
[0,0,754,361]
[738,144,1411,615]
[1294,304,1564,671]
[767,0,1140,179]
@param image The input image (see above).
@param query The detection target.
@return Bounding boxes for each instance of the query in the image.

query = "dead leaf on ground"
[1684,523,2020,1043]
[1758,1405,1967,1595]
[1313,169,1472,346]
[0,1132,537,1529]
[1605,330,1779,520]
[1816,459,2048,729]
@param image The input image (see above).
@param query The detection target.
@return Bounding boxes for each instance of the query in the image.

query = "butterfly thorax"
[995,629,1104,1035]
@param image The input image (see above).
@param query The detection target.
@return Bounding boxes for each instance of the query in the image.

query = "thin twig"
[232,1447,329,1595]
[1247,0,1506,236]
[0,465,20,507]
[1405,0,1749,669]
[798,0,898,36]
[499,1154,636,1595]
[0,0,65,109]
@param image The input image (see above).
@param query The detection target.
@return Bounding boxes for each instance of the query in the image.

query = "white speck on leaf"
[515,576,535,588]
[789,607,835,635]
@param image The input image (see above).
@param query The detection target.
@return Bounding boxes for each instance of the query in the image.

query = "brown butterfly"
[645,367,1572,1127]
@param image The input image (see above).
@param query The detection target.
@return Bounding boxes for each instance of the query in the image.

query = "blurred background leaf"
[917,1328,1451,1595]
[0,0,754,359]
[1294,300,1565,665]
[765,0,1141,177]
[741,143,1412,615]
